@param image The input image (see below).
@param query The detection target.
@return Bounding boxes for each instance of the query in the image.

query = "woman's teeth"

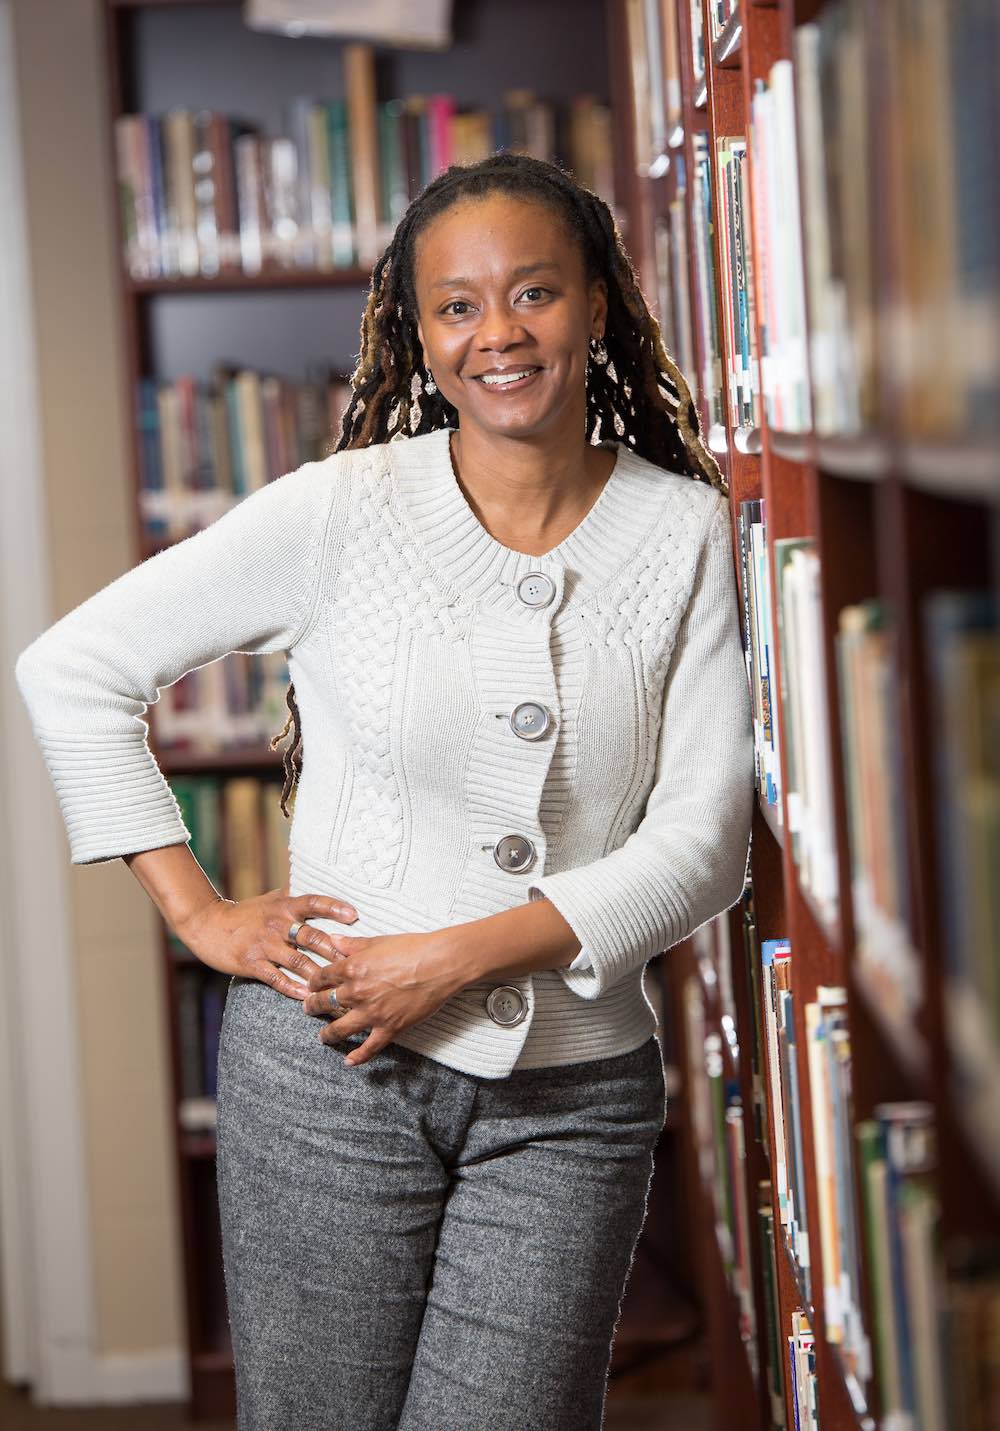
[477,369,537,386]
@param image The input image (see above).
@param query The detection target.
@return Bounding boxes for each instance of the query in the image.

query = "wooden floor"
[1,1344,713,1429]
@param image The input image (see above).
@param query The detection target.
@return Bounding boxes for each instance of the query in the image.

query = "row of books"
[756,1194,785,1429]
[737,501,998,1117]
[737,497,781,816]
[925,588,1000,1191]
[813,1050,978,1428]
[650,2,999,450]
[681,957,758,1382]
[738,886,771,1155]
[136,366,351,544]
[688,0,707,90]
[788,1310,819,1429]
[772,536,838,932]
[176,966,228,1131]
[696,894,1000,1429]
[707,1,739,45]
[794,1,1000,441]
[169,773,294,1135]
[166,774,292,916]
[622,0,682,177]
[835,599,922,1038]
[750,57,810,435]
[115,48,614,280]
[153,649,292,755]
[715,132,759,432]
[804,985,870,1406]
[793,8,874,437]
[737,500,840,933]
[689,132,725,439]
[760,935,812,1303]
[653,170,696,414]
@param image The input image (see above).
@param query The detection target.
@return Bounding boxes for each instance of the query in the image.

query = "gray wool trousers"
[215,974,667,1431]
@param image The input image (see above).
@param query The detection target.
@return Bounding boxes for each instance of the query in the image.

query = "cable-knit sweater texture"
[14,426,754,1078]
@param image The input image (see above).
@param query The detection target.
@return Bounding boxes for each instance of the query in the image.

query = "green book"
[326,99,355,267]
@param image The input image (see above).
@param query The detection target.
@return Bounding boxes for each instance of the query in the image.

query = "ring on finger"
[287,920,304,947]
[328,987,348,1017]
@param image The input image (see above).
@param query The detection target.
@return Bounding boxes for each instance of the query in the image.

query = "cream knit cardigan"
[14,426,754,1079]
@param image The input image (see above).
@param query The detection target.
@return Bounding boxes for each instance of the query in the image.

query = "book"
[773,538,839,932]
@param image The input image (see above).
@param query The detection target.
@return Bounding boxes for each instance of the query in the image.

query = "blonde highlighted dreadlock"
[270,150,726,815]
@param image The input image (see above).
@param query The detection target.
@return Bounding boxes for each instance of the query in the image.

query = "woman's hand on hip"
[301,929,466,1065]
[177,889,359,1001]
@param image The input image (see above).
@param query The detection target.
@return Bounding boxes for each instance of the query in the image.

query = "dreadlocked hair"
[270,149,726,817]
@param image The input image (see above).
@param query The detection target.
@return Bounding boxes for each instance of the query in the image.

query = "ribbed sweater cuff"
[33,727,191,864]
[528,836,709,999]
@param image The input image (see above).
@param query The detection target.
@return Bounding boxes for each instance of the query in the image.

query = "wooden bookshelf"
[610,0,1000,1428]
[100,0,707,1419]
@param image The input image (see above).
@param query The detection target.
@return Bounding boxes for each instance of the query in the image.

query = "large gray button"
[509,701,552,741]
[493,834,536,872]
[515,571,556,608]
[486,985,527,1026]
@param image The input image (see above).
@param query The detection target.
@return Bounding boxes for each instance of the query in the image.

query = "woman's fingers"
[252,957,311,1002]
[289,892,358,924]
[317,1008,371,1045]
[301,964,349,1018]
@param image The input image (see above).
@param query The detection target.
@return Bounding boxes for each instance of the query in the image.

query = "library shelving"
[101,0,708,1418]
[612,0,999,1428]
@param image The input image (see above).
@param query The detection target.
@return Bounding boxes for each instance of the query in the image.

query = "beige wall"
[11,0,184,1358]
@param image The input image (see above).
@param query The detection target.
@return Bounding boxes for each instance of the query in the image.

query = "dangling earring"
[409,368,423,432]
[589,335,609,365]
[424,368,437,394]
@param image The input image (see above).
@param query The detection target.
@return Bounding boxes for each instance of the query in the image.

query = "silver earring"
[424,368,437,394]
[589,335,609,365]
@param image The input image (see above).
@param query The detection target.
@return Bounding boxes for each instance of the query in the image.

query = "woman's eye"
[520,287,550,303]
[442,300,472,316]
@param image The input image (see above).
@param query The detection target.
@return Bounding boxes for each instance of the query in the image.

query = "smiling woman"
[413,194,620,549]
[14,146,753,1431]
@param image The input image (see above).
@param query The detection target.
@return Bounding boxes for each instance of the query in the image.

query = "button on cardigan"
[14,426,754,1079]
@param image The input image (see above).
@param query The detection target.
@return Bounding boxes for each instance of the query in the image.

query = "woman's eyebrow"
[431,261,562,290]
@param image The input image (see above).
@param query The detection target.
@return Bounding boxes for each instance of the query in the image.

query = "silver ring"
[328,987,340,1011]
[287,920,304,946]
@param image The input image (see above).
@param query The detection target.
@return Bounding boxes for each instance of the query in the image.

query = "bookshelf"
[100,0,708,1419]
[612,0,999,1428]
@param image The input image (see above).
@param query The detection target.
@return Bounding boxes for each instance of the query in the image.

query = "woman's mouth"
[472,367,542,392]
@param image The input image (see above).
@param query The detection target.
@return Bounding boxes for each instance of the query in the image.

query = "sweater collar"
[385,425,668,610]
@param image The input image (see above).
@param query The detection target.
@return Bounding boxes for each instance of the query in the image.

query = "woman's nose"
[476,304,530,352]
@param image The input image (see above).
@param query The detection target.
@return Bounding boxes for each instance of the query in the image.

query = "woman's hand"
[301,929,466,1065]
[176,889,360,1001]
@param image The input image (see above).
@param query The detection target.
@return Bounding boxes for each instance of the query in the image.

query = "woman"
[14,152,754,1429]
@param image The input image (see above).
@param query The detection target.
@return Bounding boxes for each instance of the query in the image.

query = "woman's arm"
[123,842,228,943]
[447,894,583,980]
[13,456,344,866]
[516,491,755,999]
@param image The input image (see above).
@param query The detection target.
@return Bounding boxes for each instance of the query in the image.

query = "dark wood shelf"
[126,265,373,295]
[711,11,743,68]
[850,957,931,1090]
[756,790,783,848]
[645,2,1000,1428]
[815,432,892,480]
[899,435,1000,501]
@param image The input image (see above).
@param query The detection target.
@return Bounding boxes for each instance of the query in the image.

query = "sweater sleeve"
[13,456,341,866]
[526,492,755,999]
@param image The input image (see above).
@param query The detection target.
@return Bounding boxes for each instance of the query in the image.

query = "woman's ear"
[415,318,427,368]
[590,277,608,339]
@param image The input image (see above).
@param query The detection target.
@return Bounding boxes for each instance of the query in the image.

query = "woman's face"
[413,192,607,441]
